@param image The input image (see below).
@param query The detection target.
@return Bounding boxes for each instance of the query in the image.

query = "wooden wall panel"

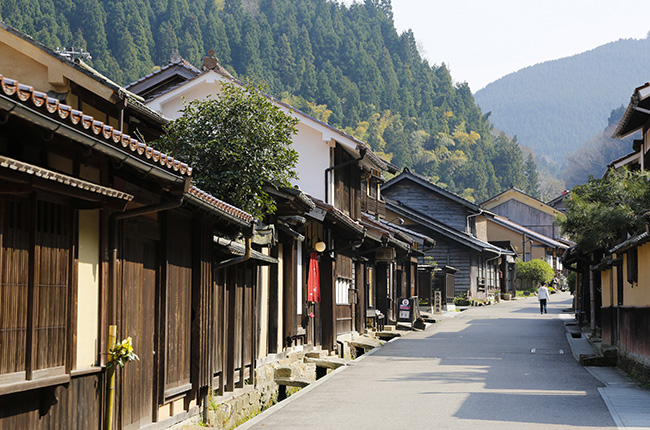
[120,233,157,430]
[335,305,352,334]
[165,213,192,394]
[0,373,102,430]
[234,269,243,384]
[422,236,472,296]
[242,267,253,375]
[383,182,469,232]
[192,218,214,393]
[282,243,295,347]
[620,307,650,358]
[212,268,225,393]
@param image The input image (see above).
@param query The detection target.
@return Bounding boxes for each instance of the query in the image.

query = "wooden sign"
[434,290,442,315]
[376,247,396,262]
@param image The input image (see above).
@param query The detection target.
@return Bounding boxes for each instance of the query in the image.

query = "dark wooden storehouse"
[382,170,513,301]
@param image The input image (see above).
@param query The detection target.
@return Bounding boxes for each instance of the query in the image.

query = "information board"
[397,297,414,322]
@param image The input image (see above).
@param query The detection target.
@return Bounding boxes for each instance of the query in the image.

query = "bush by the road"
[515,258,554,285]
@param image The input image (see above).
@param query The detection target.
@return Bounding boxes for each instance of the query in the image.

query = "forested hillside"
[0,0,539,202]
[561,107,637,189]
[475,35,650,169]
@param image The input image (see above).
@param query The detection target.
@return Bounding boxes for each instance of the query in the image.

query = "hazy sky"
[384,0,650,92]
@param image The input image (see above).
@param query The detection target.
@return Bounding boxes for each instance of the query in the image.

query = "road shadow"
[361,296,614,428]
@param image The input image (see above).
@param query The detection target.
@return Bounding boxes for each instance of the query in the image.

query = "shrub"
[515,258,554,285]
[454,296,470,306]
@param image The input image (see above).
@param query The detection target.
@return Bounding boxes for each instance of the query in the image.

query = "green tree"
[556,168,650,253]
[515,259,554,285]
[155,82,299,218]
[0,0,540,202]
[525,153,540,198]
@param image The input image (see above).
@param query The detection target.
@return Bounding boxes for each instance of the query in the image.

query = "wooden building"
[597,235,650,383]
[382,169,513,301]
[481,187,564,242]
[589,80,650,385]
[486,215,568,272]
[0,23,269,429]
[128,51,418,355]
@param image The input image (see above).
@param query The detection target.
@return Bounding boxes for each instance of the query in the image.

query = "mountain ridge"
[474,35,650,168]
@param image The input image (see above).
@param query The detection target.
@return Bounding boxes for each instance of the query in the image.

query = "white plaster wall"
[76,210,100,369]
[291,121,330,201]
[148,76,226,120]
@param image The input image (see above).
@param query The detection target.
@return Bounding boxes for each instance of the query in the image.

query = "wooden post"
[105,325,117,430]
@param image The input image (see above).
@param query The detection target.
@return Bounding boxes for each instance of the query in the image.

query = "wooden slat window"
[627,248,638,284]
[0,197,30,376]
[0,195,70,384]
[34,200,70,371]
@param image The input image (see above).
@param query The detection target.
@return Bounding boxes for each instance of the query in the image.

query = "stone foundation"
[172,335,379,429]
[206,349,322,429]
[618,351,650,387]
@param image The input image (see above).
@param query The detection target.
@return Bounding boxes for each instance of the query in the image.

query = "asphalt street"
[240,292,618,430]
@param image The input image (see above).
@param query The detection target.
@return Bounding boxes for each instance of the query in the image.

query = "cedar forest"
[0,0,540,203]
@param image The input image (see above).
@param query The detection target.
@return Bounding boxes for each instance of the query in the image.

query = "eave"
[613,83,650,139]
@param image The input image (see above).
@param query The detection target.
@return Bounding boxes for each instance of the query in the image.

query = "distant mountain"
[474,35,650,168]
[561,106,638,189]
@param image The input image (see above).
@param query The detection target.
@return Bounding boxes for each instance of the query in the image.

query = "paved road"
[242,292,617,430]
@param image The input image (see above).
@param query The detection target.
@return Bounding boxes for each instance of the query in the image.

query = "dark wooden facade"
[382,176,472,232]
[0,26,260,429]
[383,172,510,299]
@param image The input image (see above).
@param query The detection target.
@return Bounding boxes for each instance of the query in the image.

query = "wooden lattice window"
[0,197,30,376]
[627,248,638,285]
[0,195,71,384]
[336,254,354,305]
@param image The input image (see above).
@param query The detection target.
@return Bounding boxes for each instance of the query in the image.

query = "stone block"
[304,356,348,369]
[274,377,311,388]
[578,354,617,367]
[274,366,294,378]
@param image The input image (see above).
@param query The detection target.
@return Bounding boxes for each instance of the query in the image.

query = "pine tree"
[525,154,541,198]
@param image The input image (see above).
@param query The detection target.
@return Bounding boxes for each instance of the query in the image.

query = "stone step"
[305,350,326,359]
[274,377,311,388]
[304,356,348,369]
[375,331,402,341]
[274,366,295,378]
[350,336,383,350]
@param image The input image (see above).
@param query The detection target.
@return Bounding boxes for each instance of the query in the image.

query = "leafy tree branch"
[156,81,299,218]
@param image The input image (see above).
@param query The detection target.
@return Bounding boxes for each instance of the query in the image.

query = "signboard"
[434,291,442,315]
[376,248,396,262]
[397,297,414,322]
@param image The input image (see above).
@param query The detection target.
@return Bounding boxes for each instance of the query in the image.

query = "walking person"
[538,281,550,314]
